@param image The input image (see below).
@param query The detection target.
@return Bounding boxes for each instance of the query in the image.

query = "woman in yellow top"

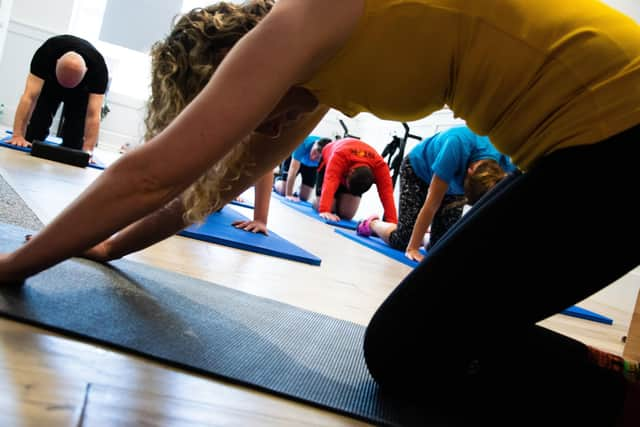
[1,0,639,423]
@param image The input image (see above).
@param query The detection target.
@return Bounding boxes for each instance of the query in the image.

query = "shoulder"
[268,0,365,82]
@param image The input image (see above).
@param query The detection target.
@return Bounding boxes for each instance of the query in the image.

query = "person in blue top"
[357,125,516,262]
[273,135,331,201]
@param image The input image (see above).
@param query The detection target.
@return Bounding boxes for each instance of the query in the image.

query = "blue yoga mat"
[178,206,321,266]
[560,305,613,325]
[334,228,613,325]
[272,191,359,230]
[334,227,426,268]
[1,131,106,170]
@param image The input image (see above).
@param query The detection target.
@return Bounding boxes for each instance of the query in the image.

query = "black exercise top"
[30,34,109,95]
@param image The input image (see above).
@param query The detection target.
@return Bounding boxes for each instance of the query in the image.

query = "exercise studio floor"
[0,145,638,426]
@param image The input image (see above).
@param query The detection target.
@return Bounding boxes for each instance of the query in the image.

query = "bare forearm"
[214,108,329,212]
[407,207,435,250]
[285,159,301,196]
[285,174,296,196]
[8,153,189,278]
[7,107,327,279]
[12,96,34,137]
[82,116,100,152]
[253,171,273,223]
[101,197,189,260]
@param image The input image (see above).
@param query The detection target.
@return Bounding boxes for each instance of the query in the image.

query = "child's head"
[310,137,332,162]
[463,159,507,205]
[346,166,375,196]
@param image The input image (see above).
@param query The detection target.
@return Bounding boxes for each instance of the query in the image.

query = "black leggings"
[364,125,640,425]
[275,156,318,187]
[388,158,465,250]
[25,82,88,150]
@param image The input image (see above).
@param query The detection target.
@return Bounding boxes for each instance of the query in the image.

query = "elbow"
[108,154,184,207]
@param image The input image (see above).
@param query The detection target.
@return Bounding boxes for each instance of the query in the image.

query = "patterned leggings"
[388,158,465,250]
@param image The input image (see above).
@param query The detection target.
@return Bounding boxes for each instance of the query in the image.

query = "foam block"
[1,131,106,170]
[31,140,90,168]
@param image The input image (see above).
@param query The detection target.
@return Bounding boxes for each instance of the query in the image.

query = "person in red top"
[313,138,398,223]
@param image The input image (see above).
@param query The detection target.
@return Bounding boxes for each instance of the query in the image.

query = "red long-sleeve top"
[317,138,398,223]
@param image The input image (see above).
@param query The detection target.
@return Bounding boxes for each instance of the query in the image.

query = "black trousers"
[25,81,88,150]
[364,124,640,426]
[388,158,465,251]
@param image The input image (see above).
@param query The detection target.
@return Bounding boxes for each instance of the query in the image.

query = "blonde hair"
[463,160,507,205]
[145,0,274,223]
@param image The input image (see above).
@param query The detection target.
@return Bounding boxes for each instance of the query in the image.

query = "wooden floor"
[0,146,638,426]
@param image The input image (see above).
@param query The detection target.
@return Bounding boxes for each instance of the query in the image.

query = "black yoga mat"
[0,222,454,426]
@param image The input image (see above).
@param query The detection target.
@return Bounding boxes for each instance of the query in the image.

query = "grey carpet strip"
[0,173,43,230]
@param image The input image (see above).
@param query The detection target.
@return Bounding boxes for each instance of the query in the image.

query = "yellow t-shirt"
[301,0,640,170]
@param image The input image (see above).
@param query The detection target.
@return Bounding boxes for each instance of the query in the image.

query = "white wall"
[0,0,14,64]
[11,0,73,34]
[0,21,53,128]
[605,0,640,21]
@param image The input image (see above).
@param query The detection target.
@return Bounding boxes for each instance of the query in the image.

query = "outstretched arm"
[82,93,104,156]
[405,174,448,262]
[232,171,274,234]
[285,158,302,200]
[82,197,189,262]
[9,74,44,147]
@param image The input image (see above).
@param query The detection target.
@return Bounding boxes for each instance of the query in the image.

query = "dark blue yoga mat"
[178,206,321,266]
[334,228,426,268]
[334,229,613,325]
[561,305,613,325]
[272,191,359,230]
[0,222,445,427]
[1,131,106,170]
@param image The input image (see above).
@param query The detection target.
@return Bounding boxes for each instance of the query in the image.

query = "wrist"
[406,241,420,251]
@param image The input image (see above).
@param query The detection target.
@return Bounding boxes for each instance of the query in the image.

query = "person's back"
[20,34,108,151]
[408,125,515,195]
[359,125,514,253]
[273,135,329,201]
[293,136,323,167]
[30,35,108,99]
[301,0,640,171]
[315,138,397,222]
[319,138,385,171]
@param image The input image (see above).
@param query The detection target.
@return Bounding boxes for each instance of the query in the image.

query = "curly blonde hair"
[145,0,274,223]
